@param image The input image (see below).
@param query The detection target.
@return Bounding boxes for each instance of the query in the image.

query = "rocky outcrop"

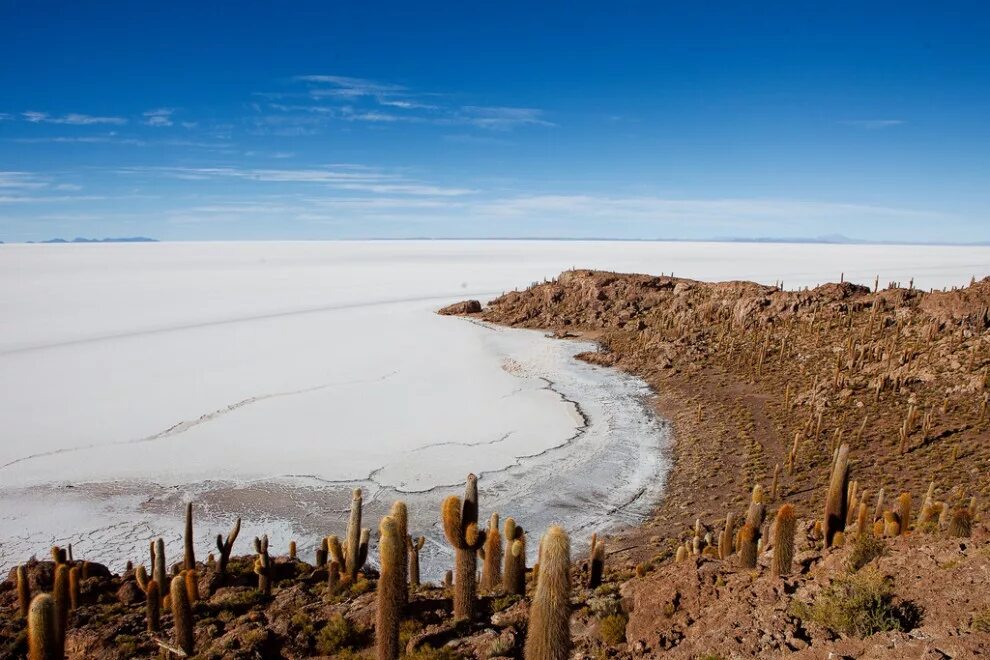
[438,299,482,315]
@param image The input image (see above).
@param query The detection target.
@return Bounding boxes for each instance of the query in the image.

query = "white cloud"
[0,172,48,189]
[22,111,127,125]
[143,108,175,127]
[456,106,554,130]
[840,119,905,129]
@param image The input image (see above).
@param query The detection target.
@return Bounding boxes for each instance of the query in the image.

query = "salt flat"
[0,240,986,573]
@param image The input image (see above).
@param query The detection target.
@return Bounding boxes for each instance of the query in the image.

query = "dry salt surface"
[0,240,986,577]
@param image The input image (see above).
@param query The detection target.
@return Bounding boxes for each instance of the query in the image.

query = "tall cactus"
[771,504,796,577]
[68,565,81,610]
[523,526,571,660]
[503,517,526,596]
[390,501,409,604]
[376,516,403,660]
[254,535,272,596]
[216,517,241,576]
[170,574,195,655]
[948,508,972,537]
[408,536,425,588]
[739,524,758,569]
[153,538,168,598]
[146,579,161,633]
[345,488,367,581]
[52,564,69,647]
[481,512,503,592]
[441,473,486,619]
[588,533,605,589]
[823,443,850,547]
[16,565,30,619]
[897,492,912,536]
[184,502,196,571]
[28,593,61,660]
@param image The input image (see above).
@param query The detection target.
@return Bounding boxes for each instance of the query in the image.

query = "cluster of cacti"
[322,488,372,586]
[441,473,487,619]
[503,517,527,595]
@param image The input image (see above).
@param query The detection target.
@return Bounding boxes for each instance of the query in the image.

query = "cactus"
[503,517,526,595]
[184,501,196,571]
[948,508,972,537]
[215,517,241,576]
[52,563,69,646]
[897,492,912,535]
[739,524,758,569]
[327,535,344,580]
[524,526,571,660]
[745,485,766,543]
[823,443,850,547]
[390,501,409,604]
[28,593,61,660]
[675,545,688,562]
[720,513,735,558]
[289,540,296,560]
[408,536,425,588]
[443,570,453,591]
[327,560,340,593]
[376,516,404,660]
[588,534,605,589]
[873,488,885,524]
[770,463,781,501]
[345,488,367,581]
[185,569,199,603]
[441,473,487,619]
[254,535,272,596]
[146,579,161,632]
[170,574,195,655]
[771,505,796,577]
[50,546,65,565]
[153,538,168,598]
[883,511,900,537]
[68,565,80,610]
[17,565,30,619]
[481,512,503,592]
[316,537,328,567]
[856,502,869,536]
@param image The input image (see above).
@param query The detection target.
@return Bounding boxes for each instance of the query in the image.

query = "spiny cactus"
[327,560,341,593]
[52,563,69,646]
[408,536,425,588]
[68,565,80,610]
[441,473,487,619]
[185,569,199,603]
[481,512,503,593]
[770,463,781,501]
[856,502,869,536]
[948,508,972,537]
[443,570,453,591]
[146,579,161,632]
[28,593,61,660]
[503,517,526,596]
[170,573,195,655]
[738,524,758,569]
[216,516,241,576]
[184,501,196,571]
[345,488,368,581]
[720,513,735,559]
[588,533,605,589]
[675,545,688,562]
[389,500,409,604]
[823,443,850,547]
[833,531,845,547]
[376,516,404,660]
[771,505,796,577]
[897,492,912,535]
[883,511,900,537]
[316,536,328,567]
[17,565,30,619]
[524,526,571,660]
[873,488,886,524]
[254,535,272,596]
[50,546,66,565]
[289,540,296,560]
[153,537,167,598]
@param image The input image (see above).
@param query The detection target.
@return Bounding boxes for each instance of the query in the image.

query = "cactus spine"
[409,536,425,588]
[441,473,486,619]
[823,443,850,547]
[170,574,195,655]
[184,501,196,570]
[376,516,404,660]
[771,504,796,577]
[481,512,502,592]
[146,579,161,632]
[524,526,571,660]
[17,565,30,618]
[28,593,60,660]
[216,517,241,576]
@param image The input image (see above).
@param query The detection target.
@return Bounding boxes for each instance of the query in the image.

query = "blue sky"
[1,1,988,242]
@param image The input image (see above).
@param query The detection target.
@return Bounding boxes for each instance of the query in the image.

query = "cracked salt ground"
[0,319,668,579]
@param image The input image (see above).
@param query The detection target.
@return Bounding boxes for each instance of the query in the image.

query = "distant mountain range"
[24,237,159,244]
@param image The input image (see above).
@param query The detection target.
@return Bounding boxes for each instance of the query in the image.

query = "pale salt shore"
[0,240,986,575]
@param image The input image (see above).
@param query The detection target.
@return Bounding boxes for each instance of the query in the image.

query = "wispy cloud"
[0,171,49,190]
[840,119,905,129]
[143,108,175,127]
[457,106,553,130]
[22,111,127,125]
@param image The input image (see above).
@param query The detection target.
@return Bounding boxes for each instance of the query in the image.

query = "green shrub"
[598,613,628,645]
[847,534,886,571]
[792,568,920,637]
[315,613,358,655]
[491,594,521,612]
[972,608,990,632]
